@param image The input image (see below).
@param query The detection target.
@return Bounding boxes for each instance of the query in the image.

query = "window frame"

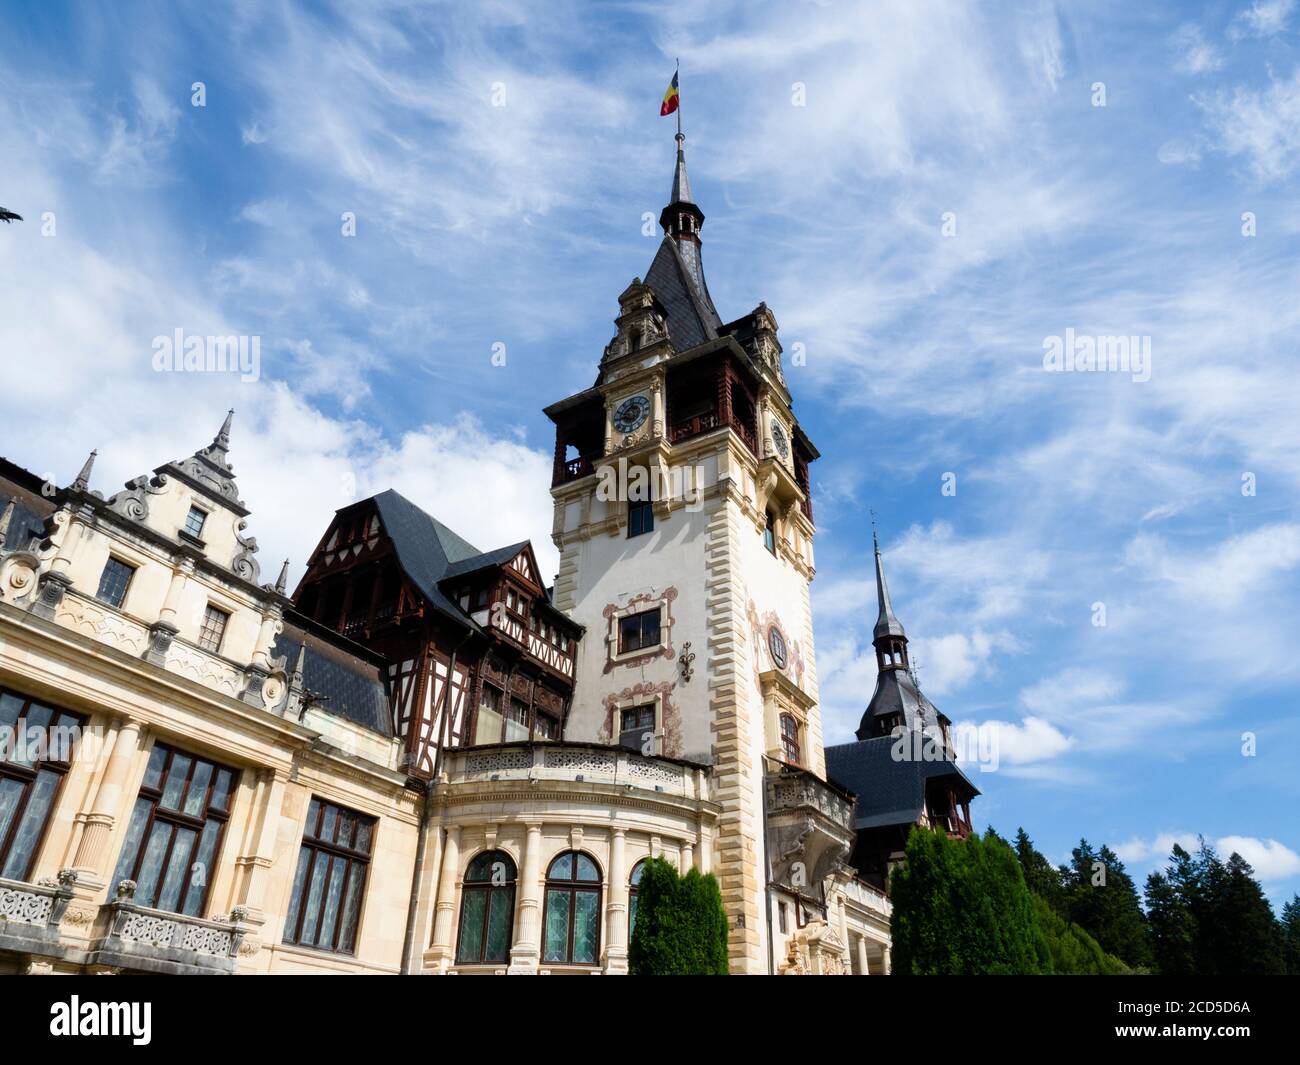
[455,849,517,965]
[183,504,208,540]
[763,510,777,555]
[0,690,85,883]
[95,555,137,610]
[109,742,238,917]
[617,608,661,655]
[627,498,654,538]
[197,603,230,654]
[628,857,648,940]
[618,703,655,752]
[282,796,377,955]
[541,850,603,966]
[780,713,802,766]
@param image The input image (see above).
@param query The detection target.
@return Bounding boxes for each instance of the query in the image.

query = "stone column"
[857,935,871,976]
[230,768,287,927]
[70,718,146,887]
[680,840,695,872]
[883,945,892,975]
[837,891,852,972]
[509,822,543,974]
[428,825,461,972]
[604,827,629,974]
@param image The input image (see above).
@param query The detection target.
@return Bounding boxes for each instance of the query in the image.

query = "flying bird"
[0,207,23,223]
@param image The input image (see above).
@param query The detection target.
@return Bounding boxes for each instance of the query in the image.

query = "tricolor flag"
[660,70,680,117]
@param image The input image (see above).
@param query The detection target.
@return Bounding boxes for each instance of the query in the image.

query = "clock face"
[768,626,788,669]
[613,395,651,434]
[772,421,789,460]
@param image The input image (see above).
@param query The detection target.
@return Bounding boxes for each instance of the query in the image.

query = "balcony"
[554,455,595,487]
[85,883,251,975]
[444,742,706,801]
[668,411,719,444]
[765,764,855,897]
[0,873,76,958]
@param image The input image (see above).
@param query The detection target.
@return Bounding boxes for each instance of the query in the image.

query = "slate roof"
[0,458,55,552]
[273,616,391,737]
[825,735,980,831]
[441,541,531,581]
[643,235,721,352]
[857,667,948,739]
[370,489,488,632]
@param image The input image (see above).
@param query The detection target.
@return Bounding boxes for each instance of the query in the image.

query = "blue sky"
[2,0,1298,905]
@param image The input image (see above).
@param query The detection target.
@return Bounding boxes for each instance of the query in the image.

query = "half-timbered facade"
[293,490,582,777]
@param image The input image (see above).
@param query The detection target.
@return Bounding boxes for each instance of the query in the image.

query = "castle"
[0,132,975,975]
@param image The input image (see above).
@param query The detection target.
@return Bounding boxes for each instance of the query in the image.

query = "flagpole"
[675,58,683,146]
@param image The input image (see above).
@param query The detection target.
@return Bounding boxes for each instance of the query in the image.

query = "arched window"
[764,510,777,554]
[456,850,517,964]
[628,858,649,939]
[542,851,602,965]
[780,713,802,766]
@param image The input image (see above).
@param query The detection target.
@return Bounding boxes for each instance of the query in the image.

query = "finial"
[72,449,98,492]
[215,409,234,448]
[275,558,289,595]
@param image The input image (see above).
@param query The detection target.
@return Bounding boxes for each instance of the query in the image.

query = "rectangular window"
[283,797,375,955]
[504,698,530,742]
[627,499,654,537]
[95,557,136,609]
[618,704,655,752]
[534,712,561,741]
[0,691,84,883]
[109,742,237,916]
[780,714,802,766]
[197,605,229,653]
[618,609,661,654]
[778,901,788,934]
[183,505,207,539]
[476,684,504,744]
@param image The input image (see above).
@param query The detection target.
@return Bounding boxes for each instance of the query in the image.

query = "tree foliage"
[890,827,1051,974]
[1144,839,1285,976]
[628,858,728,975]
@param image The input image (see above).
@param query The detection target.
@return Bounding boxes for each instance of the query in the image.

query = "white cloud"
[1115,833,1300,881]
[1171,24,1224,75]
[1228,0,1295,40]
[1196,68,1300,183]
[964,716,1074,766]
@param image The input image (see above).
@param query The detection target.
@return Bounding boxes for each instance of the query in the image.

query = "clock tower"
[545,130,849,973]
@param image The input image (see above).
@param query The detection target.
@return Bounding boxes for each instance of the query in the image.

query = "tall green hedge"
[628,858,728,975]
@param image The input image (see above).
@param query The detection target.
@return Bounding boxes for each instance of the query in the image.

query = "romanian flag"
[660,70,680,116]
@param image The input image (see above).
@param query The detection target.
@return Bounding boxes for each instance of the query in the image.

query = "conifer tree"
[628,858,728,975]
[1281,895,1300,976]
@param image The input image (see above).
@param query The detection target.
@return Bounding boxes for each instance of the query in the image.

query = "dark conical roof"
[872,530,907,641]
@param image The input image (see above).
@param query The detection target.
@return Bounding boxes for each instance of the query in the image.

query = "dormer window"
[95,557,136,610]
[198,604,230,654]
[183,505,208,540]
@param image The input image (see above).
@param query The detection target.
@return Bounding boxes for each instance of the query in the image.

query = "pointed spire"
[214,409,234,452]
[670,134,693,206]
[274,558,289,595]
[0,498,14,546]
[872,528,907,643]
[71,449,98,493]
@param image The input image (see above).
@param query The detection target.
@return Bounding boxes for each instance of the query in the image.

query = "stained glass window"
[456,849,516,964]
[282,797,376,954]
[109,742,238,917]
[628,858,648,939]
[541,850,602,965]
[0,690,84,882]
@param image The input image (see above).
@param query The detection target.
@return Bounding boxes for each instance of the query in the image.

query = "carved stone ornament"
[107,473,169,522]
[231,519,261,582]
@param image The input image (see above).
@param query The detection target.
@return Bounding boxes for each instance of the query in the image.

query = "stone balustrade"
[445,741,703,800]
